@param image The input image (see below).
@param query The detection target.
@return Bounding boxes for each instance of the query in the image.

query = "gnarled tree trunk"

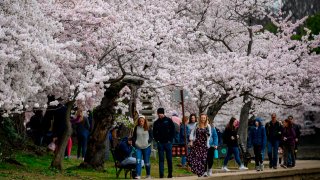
[51,101,74,170]
[82,78,143,170]
[238,93,252,153]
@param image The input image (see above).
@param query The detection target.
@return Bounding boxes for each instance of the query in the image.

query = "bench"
[110,148,136,178]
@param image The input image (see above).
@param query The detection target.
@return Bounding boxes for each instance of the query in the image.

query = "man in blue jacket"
[153,108,175,178]
[248,117,267,171]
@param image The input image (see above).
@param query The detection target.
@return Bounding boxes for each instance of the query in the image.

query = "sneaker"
[207,169,213,176]
[222,166,230,172]
[280,164,287,169]
[256,166,260,171]
[239,165,248,170]
[202,172,208,177]
[145,175,151,179]
[260,164,264,171]
[167,175,173,178]
[273,166,278,169]
[134,176,141,179]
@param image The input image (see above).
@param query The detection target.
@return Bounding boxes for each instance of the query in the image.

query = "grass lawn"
[0,146,254,179]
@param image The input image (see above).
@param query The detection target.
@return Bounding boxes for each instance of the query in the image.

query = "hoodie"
[248,117,267,148]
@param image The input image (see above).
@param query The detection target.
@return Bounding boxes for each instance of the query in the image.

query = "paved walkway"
[155,160,320,179]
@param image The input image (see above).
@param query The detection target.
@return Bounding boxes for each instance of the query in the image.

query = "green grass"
[0,147,254,179]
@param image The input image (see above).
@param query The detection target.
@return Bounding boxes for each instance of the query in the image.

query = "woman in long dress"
[187,113,211,177]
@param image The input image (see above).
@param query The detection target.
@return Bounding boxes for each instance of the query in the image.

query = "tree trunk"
[51,101,74,170]
[82,78,143,170]
[238,93,252,153]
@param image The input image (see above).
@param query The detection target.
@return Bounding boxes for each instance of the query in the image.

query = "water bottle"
[214,149,219,159]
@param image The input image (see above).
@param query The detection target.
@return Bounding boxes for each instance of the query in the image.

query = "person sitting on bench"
[116,137,144,167]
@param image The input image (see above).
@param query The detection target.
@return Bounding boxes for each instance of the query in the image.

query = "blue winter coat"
[209,125,218,147]
[179,124,190,144]
[248,118,267,148]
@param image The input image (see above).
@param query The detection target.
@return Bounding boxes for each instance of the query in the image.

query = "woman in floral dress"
[187,113,211,177]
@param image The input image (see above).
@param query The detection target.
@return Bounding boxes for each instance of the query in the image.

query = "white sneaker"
[207,169,213,176]
[239,165,248,170]
[134,176,141,179]
[145,175,151,179]
[260,164,264,171]
[202,172,208,177]
[222,166,230,172]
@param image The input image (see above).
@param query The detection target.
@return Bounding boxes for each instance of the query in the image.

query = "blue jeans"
[136,146,151,176]
[157,142,173,178]
[181,147,190,166]
[267,140,279,167]
[223,146,242,166]
[77,130,89,158]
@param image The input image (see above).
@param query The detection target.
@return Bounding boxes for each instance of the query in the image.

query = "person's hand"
[231,136,235,140]
[188,141,193,147]
[295,138,298,142]
[214,146,218,149]
[236,135,239,139]
[283,137,287,141]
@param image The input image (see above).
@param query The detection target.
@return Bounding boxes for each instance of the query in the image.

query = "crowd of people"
[26,102,301,179]
[112,108,301,179]
[26,100,92,160]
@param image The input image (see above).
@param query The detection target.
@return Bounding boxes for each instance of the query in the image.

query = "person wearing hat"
[132,115,153,179]
[153,108,175,178]
[248,117,267,171]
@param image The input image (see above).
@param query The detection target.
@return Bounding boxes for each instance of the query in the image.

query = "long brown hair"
[284,119,293,128]
[136,116,149,131]
[226,117,237,130]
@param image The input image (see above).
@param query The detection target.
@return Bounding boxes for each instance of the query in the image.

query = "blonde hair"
[197,113,209,128]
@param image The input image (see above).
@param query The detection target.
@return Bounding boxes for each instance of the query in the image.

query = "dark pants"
[77,131,89,158]
[283,144,295,167]
[254,145,263,166]
[157,142,173,178]
[267,140,279,167]
[206,147,215,170]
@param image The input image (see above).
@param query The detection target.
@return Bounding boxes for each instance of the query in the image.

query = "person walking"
[153,108,175,178]
[280,119,296,169]
[265,113,282,169]
[205,117,218,176]
[178,116,190,168]
[132,115,153,179]
[221,117,248,171]
[288,115,301,166]
[187,113,211,177]
[248,117,267,171]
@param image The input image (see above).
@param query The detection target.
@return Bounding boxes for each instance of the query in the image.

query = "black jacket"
[153,116,175,143]
[266,121,282,141]
[223,127,239,147]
